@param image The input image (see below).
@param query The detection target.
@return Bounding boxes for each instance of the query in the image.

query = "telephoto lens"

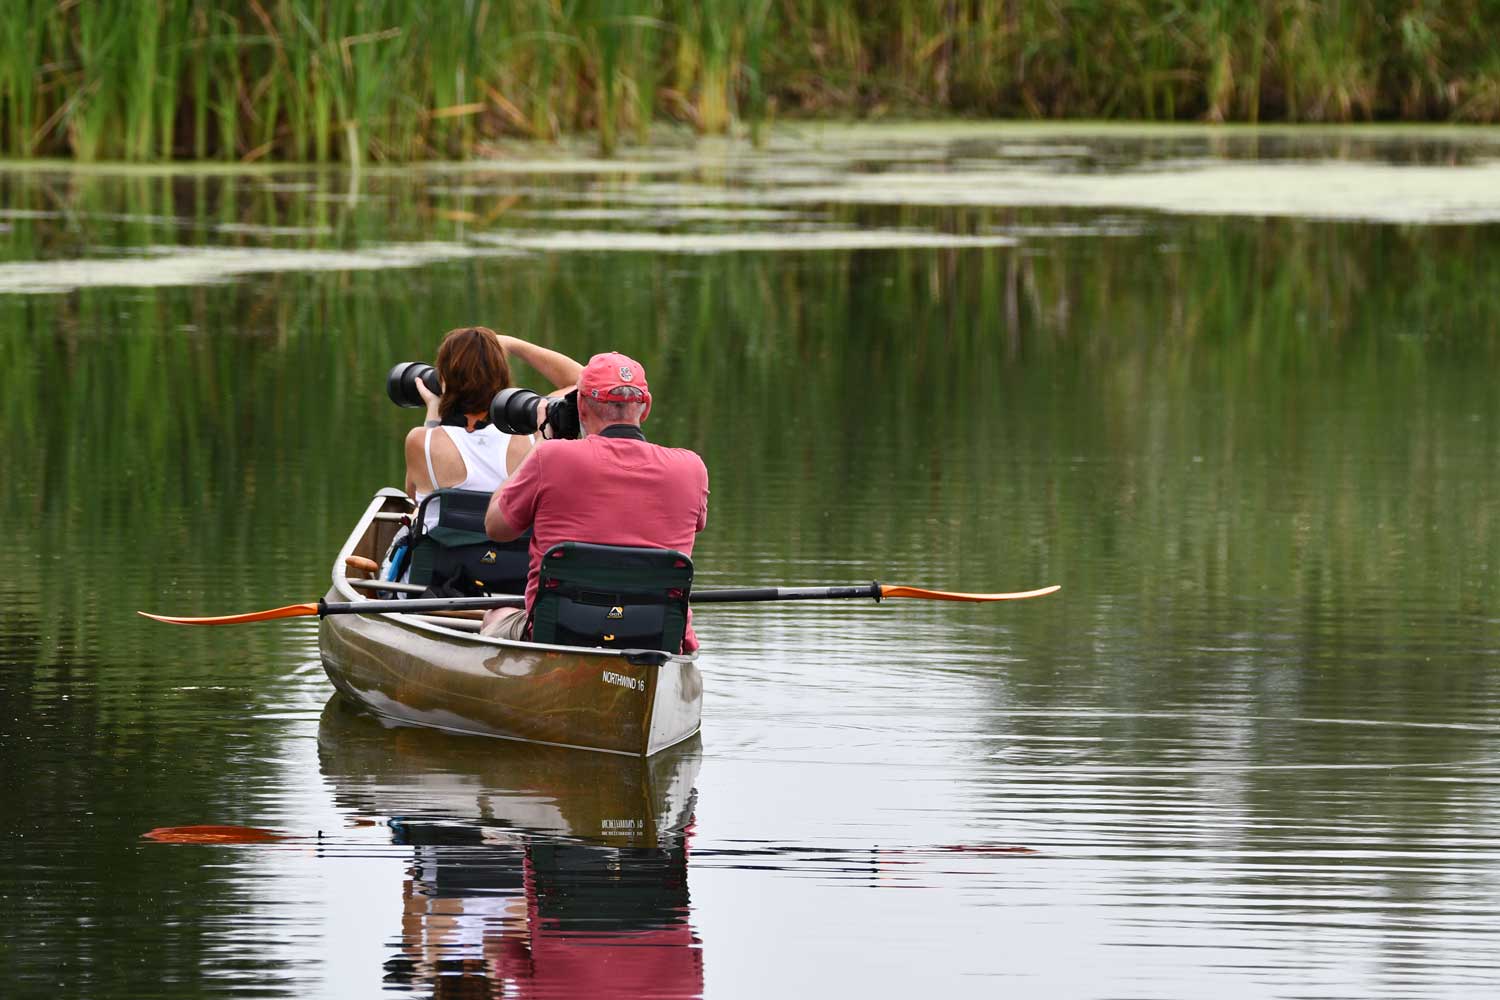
[489,388,581,439]
[386,362,441,408]
[489,387,545,434]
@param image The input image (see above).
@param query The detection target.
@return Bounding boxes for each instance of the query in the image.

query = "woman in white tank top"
[403,327,582,523]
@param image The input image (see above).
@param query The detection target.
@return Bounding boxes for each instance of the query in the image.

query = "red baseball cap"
[579,352,651,405]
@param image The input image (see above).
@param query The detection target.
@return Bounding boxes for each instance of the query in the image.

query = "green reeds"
[2,1,1499,164]
[1,1,47,158]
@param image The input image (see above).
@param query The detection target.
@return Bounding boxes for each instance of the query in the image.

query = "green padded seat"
[407,488,529,596]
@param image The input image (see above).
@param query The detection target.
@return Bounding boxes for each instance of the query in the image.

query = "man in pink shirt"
[481,352,709,651]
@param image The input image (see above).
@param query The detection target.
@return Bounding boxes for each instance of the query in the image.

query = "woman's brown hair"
[435,327,512,421]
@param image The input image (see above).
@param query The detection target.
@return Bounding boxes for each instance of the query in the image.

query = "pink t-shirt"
[496,431,709,651]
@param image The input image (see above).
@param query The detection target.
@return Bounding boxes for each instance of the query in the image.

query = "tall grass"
[2,0,1499,164]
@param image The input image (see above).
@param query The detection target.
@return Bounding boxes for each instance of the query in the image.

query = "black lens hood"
[387,362,439,408]
[489,386,543,434]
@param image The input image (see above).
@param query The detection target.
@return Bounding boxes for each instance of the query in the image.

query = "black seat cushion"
[531,542,693,652]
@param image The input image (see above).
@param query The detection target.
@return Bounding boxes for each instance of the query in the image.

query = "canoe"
[318,487,703,756]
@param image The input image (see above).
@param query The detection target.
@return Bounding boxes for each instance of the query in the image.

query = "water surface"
[2,124,1499,999]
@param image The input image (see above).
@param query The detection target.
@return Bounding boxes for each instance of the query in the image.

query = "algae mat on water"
[0,125,1499,300]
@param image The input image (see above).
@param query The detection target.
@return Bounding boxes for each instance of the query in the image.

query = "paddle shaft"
[320,596,522,615]
[142,582,1057,625]
[688,584,882,603]
[317,583,883,617]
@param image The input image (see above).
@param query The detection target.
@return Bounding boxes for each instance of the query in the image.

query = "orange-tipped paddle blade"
[137,602,319,626]
[879,584,1060,603]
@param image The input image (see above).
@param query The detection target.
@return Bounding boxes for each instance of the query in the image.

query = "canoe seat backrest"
[408,489,529,597]
[531,542,693,653]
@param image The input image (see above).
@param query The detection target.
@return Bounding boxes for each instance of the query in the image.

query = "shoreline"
[1,119,1498,175]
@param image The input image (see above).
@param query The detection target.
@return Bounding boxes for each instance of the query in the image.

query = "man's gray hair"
[582,384,647,423]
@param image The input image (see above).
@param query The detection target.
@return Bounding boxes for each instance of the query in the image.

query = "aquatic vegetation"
[2,1,1500,163]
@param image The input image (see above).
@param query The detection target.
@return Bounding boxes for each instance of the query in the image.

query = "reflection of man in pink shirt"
[482,352,709,651]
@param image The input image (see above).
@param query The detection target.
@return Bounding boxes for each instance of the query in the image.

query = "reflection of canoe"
[319,697,704,996]
[316,694,701,848]
[318,489,703,756]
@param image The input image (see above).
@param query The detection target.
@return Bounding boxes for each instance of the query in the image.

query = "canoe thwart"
[344,555,380,578]
[348,577,428,595]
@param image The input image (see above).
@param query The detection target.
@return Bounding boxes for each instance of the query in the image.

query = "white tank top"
[414,424,518,531]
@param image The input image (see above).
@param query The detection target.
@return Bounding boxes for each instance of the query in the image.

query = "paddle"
[138,582,1060,626]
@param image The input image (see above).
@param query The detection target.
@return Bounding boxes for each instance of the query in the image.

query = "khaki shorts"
[480,606,529,640]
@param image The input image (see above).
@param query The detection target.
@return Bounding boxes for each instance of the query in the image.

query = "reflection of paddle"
[144,824,1037,865]
[139,583,1060,626]
[143,820,381,844]
[143,825,291,844]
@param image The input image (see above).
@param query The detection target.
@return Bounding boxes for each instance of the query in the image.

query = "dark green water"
[3,126,1500,998]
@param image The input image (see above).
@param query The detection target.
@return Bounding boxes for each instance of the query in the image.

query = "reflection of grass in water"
[3,185,1498,648]
[3,192,1499,856]
[5,2,1500,164]
[1,188,1496,991]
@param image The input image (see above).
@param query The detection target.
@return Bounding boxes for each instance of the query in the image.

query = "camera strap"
[598,425,646,441]
[441,412,489,430]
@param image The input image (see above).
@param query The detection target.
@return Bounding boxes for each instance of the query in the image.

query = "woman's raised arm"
[496,334,583,393]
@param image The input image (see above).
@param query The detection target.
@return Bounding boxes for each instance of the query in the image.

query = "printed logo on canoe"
[602,670,644,692]
[602,818,642,832]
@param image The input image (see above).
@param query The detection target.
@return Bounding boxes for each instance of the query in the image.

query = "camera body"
[490,387,581,440]
[386,362,442,408]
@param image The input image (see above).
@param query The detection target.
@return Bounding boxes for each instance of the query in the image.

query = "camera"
[386,362,442,408]
[490,387,581,440]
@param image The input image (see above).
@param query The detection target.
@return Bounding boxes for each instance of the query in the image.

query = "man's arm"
[696,460,710,532]
[485,493,521,542]
[486,443,542,542]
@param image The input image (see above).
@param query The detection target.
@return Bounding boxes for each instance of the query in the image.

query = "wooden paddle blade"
[879,584,1060,603]
[136,602,320,626]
